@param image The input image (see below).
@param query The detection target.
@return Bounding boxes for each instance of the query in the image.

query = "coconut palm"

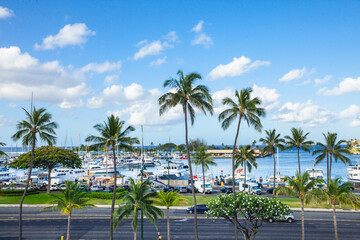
[234,145,257,191]
[192,146,217,196]
[0,141,6,156]
[113,178,163,240]
[218,88,265,239]
[318,178,360,240]
[313,132,351,184]
[276,171,323,240]
[42,181,94,240]
[259,129,284,195]
[284,128,314,173]
[12,107,57,240]
[85,115,139,240]
[159,70,213,240]
[157,190,185,240]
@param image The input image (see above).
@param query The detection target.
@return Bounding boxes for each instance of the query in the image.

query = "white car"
[267,214,295,223]
[50,184,58,191]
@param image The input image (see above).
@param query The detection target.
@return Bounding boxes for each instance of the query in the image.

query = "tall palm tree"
[313,132,351,184]
[284,128,314,173]
[159,70,213,240]
[0,141,6,156]
[85,115,139,240]
[276,171,323,240]
[318,178,360,240]
[234,145,257,191]
[259,129,284,195]
[192,146,217,196]
[42,181,94,240]
[12,107,57,240]
[114,178,163,240]
[218,88,265,240]
[157,190,185,240]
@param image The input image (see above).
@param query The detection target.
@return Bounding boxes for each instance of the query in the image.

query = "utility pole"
[140,125,144,240]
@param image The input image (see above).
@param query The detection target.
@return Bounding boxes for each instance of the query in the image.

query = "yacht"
[0,167,15,182]
[347,164,360,182]
[306,168,324,180]
[51,168,86,183]
[158,162,189,180]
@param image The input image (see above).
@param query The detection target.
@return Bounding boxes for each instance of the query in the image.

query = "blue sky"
[0,1,360,146]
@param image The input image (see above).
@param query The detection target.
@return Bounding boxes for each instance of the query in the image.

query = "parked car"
[59,184,66,190]
[186,204,209,214]
[163,185,175,192]
[50,184,58,191]
[174,186,187,193]
[90,185,102,192]
[79,184,88,192]
[220,186,233,194]
[29,185,40,191]
[103,187,112,193]
[187,185,198,193]
[267,187,274,194]
[267,214,295,223]
[120,185,131,192]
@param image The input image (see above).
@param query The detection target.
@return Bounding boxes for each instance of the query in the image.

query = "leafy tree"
[207,193,291,240]
[284,128,314,173]
[192,146,217,196]
[259,129,284,195]
[157,191,185,240]
[159,69,213,240]
[175,144,186,153]
[317,178,360,240]
[0,141,6,156]
[218,88,265,239]
[276,171,323,240]
[9,146,81,193]
[313,132,351,184]
[12,107,57,240]
[155,143,176,152]
[42,181,94,240]
[235,145,257,191]
[188,138,207,152]
[113,178,163,240]
[85,115,139,240]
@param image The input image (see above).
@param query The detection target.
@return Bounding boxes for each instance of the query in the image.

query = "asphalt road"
[1,207,360,239]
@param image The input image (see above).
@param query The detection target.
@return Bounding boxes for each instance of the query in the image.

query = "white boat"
[266,175,286,184]
[347,164,360,182]
[51,168,86,183]
[123,158,142,167]
[143,158,157,167]
[0,167,16,182]
[306,168,324,180]
[158,162,189,180]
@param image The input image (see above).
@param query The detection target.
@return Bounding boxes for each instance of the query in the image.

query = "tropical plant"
[157,190,185,240]
[207,193,291,240]
[9,146,81,193]
[113,178,163,240]
[276,171,323,240]
[188,138,207,152]
[218,88,265,239]
[192,146,217,196]
[259,129,284,195]
[159,69,213,240]
[42,181,95,240]
[313,132,351,184]
[0,141,6,156]
[284,127,314,173]
[235,145,257,191]
[12,107,57,240]
[85,114,139,240]
[317,178,360,240]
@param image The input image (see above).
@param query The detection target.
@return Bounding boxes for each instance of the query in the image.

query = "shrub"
[87,191,128,199]
[0,189,40,196]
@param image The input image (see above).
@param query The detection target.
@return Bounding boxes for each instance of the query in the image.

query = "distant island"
[348,139,360,155]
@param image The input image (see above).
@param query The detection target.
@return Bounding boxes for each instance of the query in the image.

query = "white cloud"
[104,74,119,84]
[35,23,95,50]
[150,56,167,66]
[273,100,332,127]
[0,115,11,126]
[81,61,121,73]
[350,119,360,127]
[207,56,270,81]
[191,33,213,48]
[164,31,178,42]
[133,40,171,60]
[192,20,204,32]
[212,88,234,114]
[314,75,332,87]
[318,77,360,96]
[279,67,307,82]
[340,105,360,119]
[7,103,17,108]
[0,6,13,19]
[252,84,280,111]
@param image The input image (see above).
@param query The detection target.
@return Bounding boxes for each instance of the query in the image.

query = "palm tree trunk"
[167,206,170,240]
[110,146,117,240]
[329,154,333,181]
[134,228,137,240]
[19,135,35,240]
[332,203,338,240]
[232,117,242,240]
[301,198,305,240]
[202,164,205,196]
[47,166,52,194]
[184,103,198,240]
[272,152,276,197]
[326,152,330,185]
[67,212,71,240]
[243,162,246,192]
[297,148,301,174]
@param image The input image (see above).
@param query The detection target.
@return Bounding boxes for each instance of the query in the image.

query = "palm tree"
[318,178,360,240]
[157,190,185,240]
[12,107,57,240]
[234,145,257,191]
[313,132,351,184]
[259,129,284,195]
[159,70,213,240]
[0,141,6,156]
[42,181,94,240]
[192,146,217,196]
[85,115,139,240]
[284,128,314,173]
[218,88,265,239]
[276,171,323,240]
[113,178,163,240]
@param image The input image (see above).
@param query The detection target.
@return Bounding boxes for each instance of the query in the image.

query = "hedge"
[87,191,128,199]
[0,189,40,196]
